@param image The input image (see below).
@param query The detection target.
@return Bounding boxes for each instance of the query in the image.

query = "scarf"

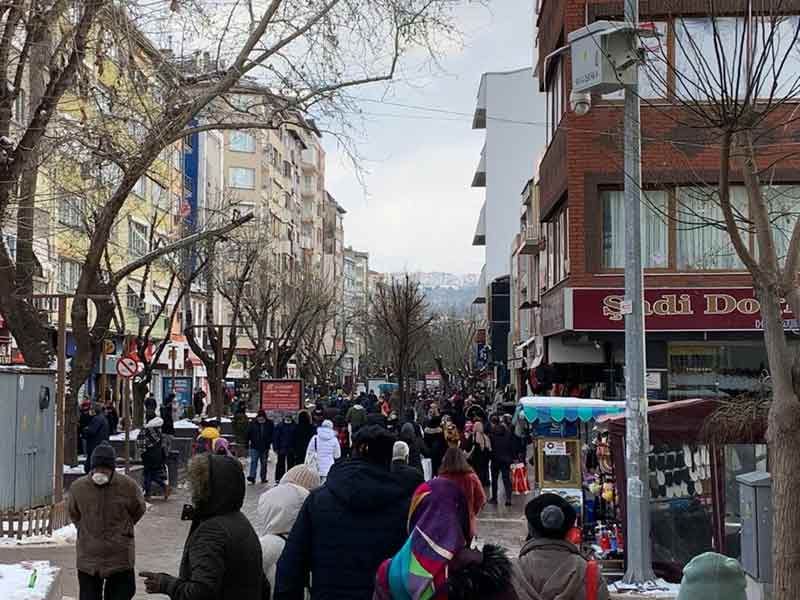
[382,479,470,600]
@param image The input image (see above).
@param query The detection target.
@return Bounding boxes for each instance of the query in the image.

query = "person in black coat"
[246,410,274,484]
[140,454,267,599]
[275,426,420,600]
[160,394,176,436]
[273,414,297,482]
[489,417,515,506]
[82,404,110,474]
[144,393,157,421]
[293,410,315,464]
[103,400,119,435]
[192,390,206,418]
[423,415,446,476]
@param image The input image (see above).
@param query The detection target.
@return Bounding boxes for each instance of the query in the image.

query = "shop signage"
[541,288,567,336]
[260,379,303,412]
[543,440,567,455]
[569,288,798,332]
[163,376,193,407]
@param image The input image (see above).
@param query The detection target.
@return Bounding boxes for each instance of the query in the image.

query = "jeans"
[143,467,167,496]
[275,452,295,482]
[490,461,513,503]
[78,569,135,600]
[249,448,268,482]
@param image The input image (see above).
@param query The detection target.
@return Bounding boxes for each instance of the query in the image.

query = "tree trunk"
[758,286,800,600]
[133,376,150,428]
[248,364,264,412]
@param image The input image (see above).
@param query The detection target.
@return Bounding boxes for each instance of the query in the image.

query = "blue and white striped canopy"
[515,397,626,424]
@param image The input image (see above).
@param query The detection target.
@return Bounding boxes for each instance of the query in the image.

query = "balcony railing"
[517,225,541,255]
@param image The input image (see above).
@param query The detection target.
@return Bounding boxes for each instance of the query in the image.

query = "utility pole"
[622,0,655,584]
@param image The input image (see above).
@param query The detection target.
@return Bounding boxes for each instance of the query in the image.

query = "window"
[283,160,291,178]
[58,194,84,229]
[228,167,255,189]
[2,232,16,261]
[150,179,169,210]
[544,206,569,287]
[58,258,81,292]
[676,186,747,270]
[230,131,256,153]
[126,284,142,311]
[132,176,146,198]
[602,190,669,268]
[753,16,800,99]
[128,220,148,257]
[764,185,800,260]
[545,60,564,146]
[13,88,26,124]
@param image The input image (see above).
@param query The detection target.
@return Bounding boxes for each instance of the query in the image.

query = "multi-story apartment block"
[344,247,370,387]
[470,68,539,388]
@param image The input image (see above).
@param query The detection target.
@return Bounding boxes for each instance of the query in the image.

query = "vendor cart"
[514,397,626,517]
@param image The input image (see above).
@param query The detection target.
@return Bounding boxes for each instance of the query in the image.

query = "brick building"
[527,2,800,401]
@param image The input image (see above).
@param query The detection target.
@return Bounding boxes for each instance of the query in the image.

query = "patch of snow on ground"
[110,429,140,440]
[609,579,680,597]
[0,525,77,548]
[174,419,198,429]
[0,560,58,599]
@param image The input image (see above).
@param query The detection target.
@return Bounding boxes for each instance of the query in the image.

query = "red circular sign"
[116,357,138,379]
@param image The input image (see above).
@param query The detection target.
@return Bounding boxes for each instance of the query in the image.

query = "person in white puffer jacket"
[257,465,321,594]
[306,419,341,481]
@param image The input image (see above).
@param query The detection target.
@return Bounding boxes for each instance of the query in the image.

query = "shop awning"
[516,396,626,424]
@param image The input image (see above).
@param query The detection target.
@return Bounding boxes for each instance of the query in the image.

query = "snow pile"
[609,579,680,597]
[0,524,77,547]
[0,560,60,599]
[174,419,199,430]
[110,429,140,441]
[62,465,84,475]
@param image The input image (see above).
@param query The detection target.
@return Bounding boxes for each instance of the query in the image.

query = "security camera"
[570,90,592,116]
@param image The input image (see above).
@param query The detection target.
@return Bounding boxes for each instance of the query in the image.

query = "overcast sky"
[323,2,540,276]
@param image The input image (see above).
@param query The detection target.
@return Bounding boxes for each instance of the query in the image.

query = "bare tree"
[0,0,462,399]
[620,10,800,595]
[425,308,478,393]
[370,274,433,410]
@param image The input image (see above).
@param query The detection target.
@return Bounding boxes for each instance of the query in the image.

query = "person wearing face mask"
[273,413,297,482]
[247,410,275,484]
[67,443,146,600]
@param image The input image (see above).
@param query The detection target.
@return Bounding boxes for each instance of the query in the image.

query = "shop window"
[602,190,669,268]
[668,343,769,399]
[676,186,747,270]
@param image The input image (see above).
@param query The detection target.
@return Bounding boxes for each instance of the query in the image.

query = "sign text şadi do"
[260,379,304,412]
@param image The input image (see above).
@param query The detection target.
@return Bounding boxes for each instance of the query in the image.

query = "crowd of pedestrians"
[67,387,749,600]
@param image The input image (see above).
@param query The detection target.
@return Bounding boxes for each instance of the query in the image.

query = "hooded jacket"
[67,470,146,578]
[258,482,310,592]
[307,423,341,477]
[275,458,420,600]
[516,538,609,600]
[163,454,266,600]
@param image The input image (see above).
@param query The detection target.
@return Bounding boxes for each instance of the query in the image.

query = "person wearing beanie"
[67,443,146,600]
[677,552,747,600]
[137,416,170,500]
[81,402,110,474]
[305,419,341,482]
[280,464,322,492]
[247,410,275,484]
[517,493,609,600]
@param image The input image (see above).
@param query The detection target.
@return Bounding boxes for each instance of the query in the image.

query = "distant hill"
[385,271,478,313]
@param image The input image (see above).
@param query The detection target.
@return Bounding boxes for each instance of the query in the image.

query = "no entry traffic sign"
[116,356,138,379]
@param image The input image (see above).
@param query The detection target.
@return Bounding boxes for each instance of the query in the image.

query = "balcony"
[471,145,486,188]
[473,202,486,246]
[517,225,541,255]
[472,265,486,305]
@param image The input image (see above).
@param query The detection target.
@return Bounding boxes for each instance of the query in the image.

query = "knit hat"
[677,552,747,600]
[280,464,322,492]
[524,493,576,540]
[91,442,116,470]
[321,419,333,429]
[393,440,410,463]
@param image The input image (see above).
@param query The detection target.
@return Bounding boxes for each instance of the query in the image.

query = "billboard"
[260,379,303,412]
[163,376,193,407]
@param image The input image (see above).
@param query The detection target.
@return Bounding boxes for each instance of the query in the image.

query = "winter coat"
[67,471,146,578]
[274,421,297,455]
[160,404,175,435]
[137,417,166,471]
[399,424,428,474]
[306,426,341,477]
[346,404,367,430]
[438,471,487,539]
[162,454,267,600]
[516,538,609,600]
[258,483,310,593]
[83,413,110,463]
[390,462,425,494]
[248,419,275,453]
[423,425,446,476]
[275,458,420,600]
[490,425,516,465]
[294,420,316,461]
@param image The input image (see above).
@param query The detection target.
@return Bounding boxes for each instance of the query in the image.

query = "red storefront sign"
[260,379,304,412]
[570,288,797,331]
